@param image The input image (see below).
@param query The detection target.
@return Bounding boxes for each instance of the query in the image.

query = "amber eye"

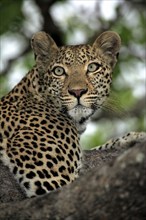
[53,66,65,76]
[87,63,101,73]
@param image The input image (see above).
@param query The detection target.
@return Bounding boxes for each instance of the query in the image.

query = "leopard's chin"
[68,105,93,121]
[67,105,94,133]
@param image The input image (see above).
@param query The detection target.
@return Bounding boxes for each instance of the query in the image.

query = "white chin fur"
[68,106,93,123]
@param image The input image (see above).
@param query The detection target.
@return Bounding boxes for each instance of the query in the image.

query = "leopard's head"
[31,31,121,132]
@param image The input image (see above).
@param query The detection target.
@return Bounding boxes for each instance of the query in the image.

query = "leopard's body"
[1,31,143,198]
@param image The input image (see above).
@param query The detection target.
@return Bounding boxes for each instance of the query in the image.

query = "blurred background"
[0,0,145,149]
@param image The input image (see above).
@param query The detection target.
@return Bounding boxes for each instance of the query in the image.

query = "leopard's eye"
[53,66,65,76]
[87,63,101,73]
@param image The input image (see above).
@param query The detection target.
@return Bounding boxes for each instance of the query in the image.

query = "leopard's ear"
[31,31,58,61]
[93,31,121,67]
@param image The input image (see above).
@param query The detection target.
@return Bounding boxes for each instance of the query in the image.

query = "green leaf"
[0,0,24,34]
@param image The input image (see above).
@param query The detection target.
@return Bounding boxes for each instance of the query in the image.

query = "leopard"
[0,31,145,197]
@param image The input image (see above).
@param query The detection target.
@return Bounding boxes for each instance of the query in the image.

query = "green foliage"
[81,128,107,150]
[23,52,35,70]
[137,115,146,131]
[0,75,9,98]
[0,0,24,34]
[111,88,135,110]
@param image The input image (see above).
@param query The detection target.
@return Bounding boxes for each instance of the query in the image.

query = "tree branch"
[0,138,146,220]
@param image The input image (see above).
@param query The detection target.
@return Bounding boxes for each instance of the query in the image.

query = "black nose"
[68,88,88,98]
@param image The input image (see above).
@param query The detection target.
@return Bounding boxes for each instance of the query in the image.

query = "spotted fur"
[0,31,121,197]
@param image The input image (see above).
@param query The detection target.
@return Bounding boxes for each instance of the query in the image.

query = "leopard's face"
[32,31,121,132]
[45,46,112,124]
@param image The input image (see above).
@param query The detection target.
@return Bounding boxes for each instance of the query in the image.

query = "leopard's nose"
[68,88,88,98]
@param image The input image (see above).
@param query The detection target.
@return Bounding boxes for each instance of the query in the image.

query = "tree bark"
[0,138,146,220]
